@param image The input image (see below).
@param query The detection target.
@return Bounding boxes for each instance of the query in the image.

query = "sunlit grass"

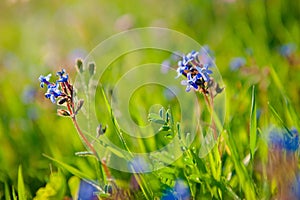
[0,0,299,199]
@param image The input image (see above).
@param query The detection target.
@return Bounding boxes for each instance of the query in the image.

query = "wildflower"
[39,69,72,104]
[78,180,99,200]
[56,69,69,82]
[38,74,51,88]
[229,57,246,71]
[268,127,299,152]
[284,128,299,152]
[175,49,213,94]
[45,83,62,103]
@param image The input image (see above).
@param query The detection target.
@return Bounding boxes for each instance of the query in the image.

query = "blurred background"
[0,0,299,198]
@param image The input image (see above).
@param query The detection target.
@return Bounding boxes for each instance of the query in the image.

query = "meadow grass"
[0,0,299,199]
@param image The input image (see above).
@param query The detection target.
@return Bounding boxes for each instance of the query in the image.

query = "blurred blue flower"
[269,127,299,152]
[198,45,215,68]
[78,180,99,200]
[128,156,149,173]
[279,43,296,57]
[161,179,190,200]
[284,128,299,152]
[161,60,171,74]
[174,179,190,199]
[269,129,284,149]
[22,85,36,104]
[229,57,246,71]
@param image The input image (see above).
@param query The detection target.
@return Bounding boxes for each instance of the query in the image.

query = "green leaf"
[12,187,17,200]
[249,86,257,160]
[4,182,11,200]
[225,130,256,200]
[17,165,26,200]
[43,154,94,181]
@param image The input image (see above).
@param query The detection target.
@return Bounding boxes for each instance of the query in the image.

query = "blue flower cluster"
[38,69,69,103]
[176,48,214,92]
[269,127,299,152]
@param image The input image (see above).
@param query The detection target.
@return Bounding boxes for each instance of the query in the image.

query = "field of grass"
[0,0,299,199]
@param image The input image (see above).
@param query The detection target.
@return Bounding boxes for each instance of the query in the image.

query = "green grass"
[0,0,299,199]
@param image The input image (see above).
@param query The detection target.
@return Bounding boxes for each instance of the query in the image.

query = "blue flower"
[195,64,213,82]
[229,57,246,71]
[78,180,99,200]
[45,83,62,103]
[181,73,199,92]
[284,128,299,152]
[176,49,214,93]
[269,127,299,152]
[56,69,69,83]
[38,74,51,88]
[161,179,190,200]
[39,69,71,104]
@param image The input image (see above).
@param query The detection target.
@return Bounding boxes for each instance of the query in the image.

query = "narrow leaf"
[249,86,257,159]
[12,187,17,200]
[17,165,26,200]
[4,182,11,200]
[43,154,94,181]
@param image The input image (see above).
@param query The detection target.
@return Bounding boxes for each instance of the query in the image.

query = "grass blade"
[43,154,94,181]
[250,86,257,160]
[226,129,256,199]
[4,182,11,200]
[12,187,17,200]
[17,166,26,200]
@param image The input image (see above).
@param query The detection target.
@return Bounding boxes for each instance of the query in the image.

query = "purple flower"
[229,57,246,71]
